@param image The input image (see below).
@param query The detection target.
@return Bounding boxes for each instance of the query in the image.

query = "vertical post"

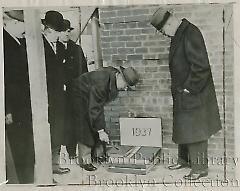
[0,8,6,183]
[222,7,227,181]
[24,9,52,184]
[91,9,103,69]
[234,1,240,180]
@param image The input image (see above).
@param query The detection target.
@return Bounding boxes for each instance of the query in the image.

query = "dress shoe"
[168,163,190,170]
[53,167,70,174]
[183,171,208,180]
[80,164,97,171]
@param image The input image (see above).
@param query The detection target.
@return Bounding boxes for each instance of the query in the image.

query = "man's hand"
[5,113,13,125]
[98,129,109,144]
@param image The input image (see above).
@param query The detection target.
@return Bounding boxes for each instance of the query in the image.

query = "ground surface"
[53,146,235,186]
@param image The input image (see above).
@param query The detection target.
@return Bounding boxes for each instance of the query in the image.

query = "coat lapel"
[169,19,190,65]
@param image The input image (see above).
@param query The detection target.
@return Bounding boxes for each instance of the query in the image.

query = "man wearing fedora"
[58,19,88,159]
[3,10,35,183]
[71,66,139,171]
[150,8,222,180]
[42,11,70,175]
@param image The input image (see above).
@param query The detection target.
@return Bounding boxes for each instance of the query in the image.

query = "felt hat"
[150,7,173,30]
[41,11,64,32]
[5,10,24,22]
[62,19,74,31]
[119,66,139,87]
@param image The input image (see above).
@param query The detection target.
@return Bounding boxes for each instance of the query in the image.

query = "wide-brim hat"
[61,19,74,31]
[119,66,139,87]
[4,10,24,22]
[41,10,64,32]
[150,7,172,30]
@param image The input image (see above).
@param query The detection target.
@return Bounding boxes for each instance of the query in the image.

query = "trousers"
[177,140,208,173]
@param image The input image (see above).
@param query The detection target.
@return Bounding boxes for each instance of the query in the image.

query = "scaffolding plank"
[24,9,52,184]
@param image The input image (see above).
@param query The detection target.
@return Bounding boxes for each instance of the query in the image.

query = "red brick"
[110,30,124,36]
[111,41,125,48]
[117,10,132,17]
[118,36,134,41]
[127,54,143,60]
[125,29,142,35]
[135,35,148,41]
[100,11,117,18]
[126,41,141,47]
[132,9,149,15]
[135,48,148,54]
[118,48,134,54]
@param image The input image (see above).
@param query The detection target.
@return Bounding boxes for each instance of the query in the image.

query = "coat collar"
[169,18,190,64]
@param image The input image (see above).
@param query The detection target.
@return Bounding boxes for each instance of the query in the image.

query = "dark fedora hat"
[4,10,24,22]
[150,7,173,30]
[42,11,64,32]
[119,66,139,87]
[62,19,74,31]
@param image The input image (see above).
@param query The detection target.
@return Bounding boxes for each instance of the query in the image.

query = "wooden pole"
[91,9,103,69]
[24,9,52,184]
[0,8,6,183]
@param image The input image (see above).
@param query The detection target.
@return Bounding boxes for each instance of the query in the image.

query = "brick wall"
[99,4,234,173]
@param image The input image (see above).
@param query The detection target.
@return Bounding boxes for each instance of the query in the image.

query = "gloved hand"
[98,129,109,144]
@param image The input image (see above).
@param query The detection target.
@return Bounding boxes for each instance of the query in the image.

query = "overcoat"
[62,40,88,146]
[43,36,65,148]
[71,67,118,147]
[4,29,35,183]
[63,40,88,85]
[169,19,222,144]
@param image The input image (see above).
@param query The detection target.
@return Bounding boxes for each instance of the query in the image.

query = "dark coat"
[63,40,88,86]
[71,67,118,147]
[4,29,34,183]
[4,29,32,125]
[169,19,222,144]
[61,40,88,146]
[43,36,65,148]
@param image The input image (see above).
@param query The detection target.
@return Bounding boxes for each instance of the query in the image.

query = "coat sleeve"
[88,86,107,132]
[79,46,88,74]
[75,44,88,76]
[183,26,211,94]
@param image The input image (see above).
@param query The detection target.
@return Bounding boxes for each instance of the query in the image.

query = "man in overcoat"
[58,19,88,159]
[71,66,139,171]
[42,11,70,174]
[151,8,222,180]
[3,10,35,183]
